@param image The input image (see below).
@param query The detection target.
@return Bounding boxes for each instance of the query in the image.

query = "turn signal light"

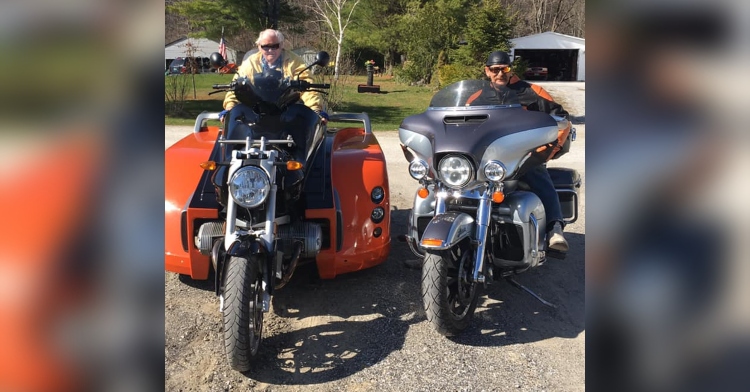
[421,238,443,247]
[417,187,429,198]
[492,191,505,203]
[200,161,217,170]
[287,161,303,170]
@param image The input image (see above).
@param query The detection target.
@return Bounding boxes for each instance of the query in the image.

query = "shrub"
[393,61,427,85]
[437,63,483,88]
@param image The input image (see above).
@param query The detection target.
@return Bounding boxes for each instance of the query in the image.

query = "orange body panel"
[164,125,391,281]
[165,126,220,279]
[309,127,391,279]
[1,136,101,392]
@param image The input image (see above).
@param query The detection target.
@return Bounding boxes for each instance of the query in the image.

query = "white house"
[510,32,585,81]
[165,37,239,70]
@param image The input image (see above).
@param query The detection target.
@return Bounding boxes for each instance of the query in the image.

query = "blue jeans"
[521,165,563,232]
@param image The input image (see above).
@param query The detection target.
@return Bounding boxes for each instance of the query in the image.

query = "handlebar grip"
[308,83,331,89]
[212,84,231,89]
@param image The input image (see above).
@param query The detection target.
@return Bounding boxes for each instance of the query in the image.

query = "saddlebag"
[548,167,581,224]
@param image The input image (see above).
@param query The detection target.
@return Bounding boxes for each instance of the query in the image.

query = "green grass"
[165,75,435,131]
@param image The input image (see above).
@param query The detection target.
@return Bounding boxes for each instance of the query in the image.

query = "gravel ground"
[165,82,585,392]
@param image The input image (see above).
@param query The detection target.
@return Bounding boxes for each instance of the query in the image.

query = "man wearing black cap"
[468,50,570,253]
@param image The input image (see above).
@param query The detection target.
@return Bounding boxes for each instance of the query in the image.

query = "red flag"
[219,37,227,60]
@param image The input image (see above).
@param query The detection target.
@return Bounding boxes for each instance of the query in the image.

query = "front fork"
[433,187,492,284]
[222,150,279,312]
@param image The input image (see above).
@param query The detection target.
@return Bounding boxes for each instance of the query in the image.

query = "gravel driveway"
[165,82,585,392]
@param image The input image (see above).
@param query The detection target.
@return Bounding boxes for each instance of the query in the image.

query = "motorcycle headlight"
[438,155,473,188]
[229,166,270,208]
[483,160,507,182]
[409,160,429,180]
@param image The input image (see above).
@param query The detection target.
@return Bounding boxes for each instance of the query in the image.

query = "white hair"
[255,29,285,45]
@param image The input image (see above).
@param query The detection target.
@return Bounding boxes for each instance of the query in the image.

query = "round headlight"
[409,160,429,180]
[483,161,507,182]
[229,167,270,208]
[438,155,473,188]
[371,186,385,204]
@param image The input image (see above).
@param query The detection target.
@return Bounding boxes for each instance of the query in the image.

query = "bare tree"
[306,0,361,79]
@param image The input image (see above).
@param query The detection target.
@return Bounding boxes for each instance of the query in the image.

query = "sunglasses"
[260,43,280,50]
[487,66,511,74]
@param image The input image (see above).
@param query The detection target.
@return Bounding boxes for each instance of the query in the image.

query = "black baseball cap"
[486,51,511,66]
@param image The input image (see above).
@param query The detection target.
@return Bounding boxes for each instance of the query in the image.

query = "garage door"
[513,49,578,81]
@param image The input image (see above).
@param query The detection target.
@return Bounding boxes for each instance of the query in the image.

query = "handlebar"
[289,80,330,90]
[212,83,233,89]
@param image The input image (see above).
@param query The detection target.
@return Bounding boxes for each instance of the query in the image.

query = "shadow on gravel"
[571,115,585,124]
[242,208,424,385]
[178,270,215,291]
[451,232,585,347]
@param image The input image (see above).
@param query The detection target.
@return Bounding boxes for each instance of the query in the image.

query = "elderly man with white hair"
[222,29,325,119]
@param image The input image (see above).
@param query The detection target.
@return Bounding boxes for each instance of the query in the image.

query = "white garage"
[165,37,239,71]
[510,32,585,81]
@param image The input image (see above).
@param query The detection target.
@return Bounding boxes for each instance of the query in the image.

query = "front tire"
[223,256,263,371]
[421,243,480,336]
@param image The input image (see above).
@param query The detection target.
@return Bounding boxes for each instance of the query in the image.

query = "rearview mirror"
[313,51,330,67]
[209,52,227,69]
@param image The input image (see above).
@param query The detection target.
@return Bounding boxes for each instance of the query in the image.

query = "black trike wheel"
[223,256,263,371]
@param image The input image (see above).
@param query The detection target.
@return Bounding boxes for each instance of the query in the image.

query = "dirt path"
[165,82,585,391]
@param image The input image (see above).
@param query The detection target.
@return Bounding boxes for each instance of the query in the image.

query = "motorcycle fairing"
[399,107,558,178]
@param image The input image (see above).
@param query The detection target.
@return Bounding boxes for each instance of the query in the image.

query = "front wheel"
[222,256,263,371]
[421,243,480,336]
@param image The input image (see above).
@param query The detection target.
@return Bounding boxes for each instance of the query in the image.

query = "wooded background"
[166,0,584,84]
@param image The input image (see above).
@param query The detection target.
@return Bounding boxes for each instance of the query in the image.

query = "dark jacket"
[466,75,571,160]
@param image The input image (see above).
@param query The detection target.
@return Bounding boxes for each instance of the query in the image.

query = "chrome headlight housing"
[229,166,270,208]
[483,160,507,182]
[409,159,429,180]
[438,155,473,188]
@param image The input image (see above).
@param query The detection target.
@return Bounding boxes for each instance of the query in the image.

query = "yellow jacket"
[222,50,324,112]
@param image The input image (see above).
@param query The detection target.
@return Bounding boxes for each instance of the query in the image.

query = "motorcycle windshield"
[429,80,521,109]
[234,68,293,108]
[251,68,287,104]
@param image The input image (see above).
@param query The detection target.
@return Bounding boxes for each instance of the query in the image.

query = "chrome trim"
[483,160,507,182]
[427,104,522,111]
[229,166,270,208]
[219,136,295,148]
[193,111,220,134]
[529,213,543,266]
[409,159,429,180]
[328,112,373,134]
[471,189,491,283]
[438,154,474,189]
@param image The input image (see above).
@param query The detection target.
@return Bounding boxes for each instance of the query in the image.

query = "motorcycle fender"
[226,238,265,258]
[220,239,269,294]
[420,212,475,250]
